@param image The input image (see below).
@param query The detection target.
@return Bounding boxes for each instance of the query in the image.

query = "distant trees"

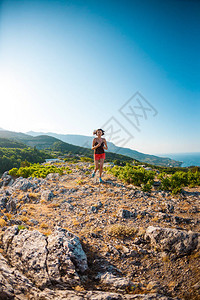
[0,147,51,175]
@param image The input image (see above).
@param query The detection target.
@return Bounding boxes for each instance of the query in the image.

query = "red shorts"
[94,153,105,161]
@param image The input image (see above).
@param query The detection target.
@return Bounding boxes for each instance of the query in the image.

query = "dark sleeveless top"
[94,140,105,154]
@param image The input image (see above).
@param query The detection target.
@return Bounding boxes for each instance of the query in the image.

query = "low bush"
[9,163,71,178]
[107,163,155,187]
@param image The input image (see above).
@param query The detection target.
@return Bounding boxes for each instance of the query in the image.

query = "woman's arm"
[103,139,108,150]
[92,138,101,150]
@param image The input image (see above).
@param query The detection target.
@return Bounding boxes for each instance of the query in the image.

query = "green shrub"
[80,156,93,162]
[108,164,155,188]
[141,179,154,192]
[158,170,200,194]
[108,164,200,194]
[9,168,18,177]
[18,225,27,230]
[9,163,70,179]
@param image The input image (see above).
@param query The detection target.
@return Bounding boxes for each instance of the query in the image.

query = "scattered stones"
[0,195,9,209]
[29,219,39,225]
[6,198,17,213]
[117,209,137,218]
[41,189,54,201]
[192,281,200,290]
[1,171,9,179]
[166,203,174,213]
[97,272,133,290]
[46,173,60,180]
[0,161,199,299]
[172,215,192,225]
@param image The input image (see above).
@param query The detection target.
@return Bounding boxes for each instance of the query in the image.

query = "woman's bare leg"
[94,159,99,173]
[99,159,104,178]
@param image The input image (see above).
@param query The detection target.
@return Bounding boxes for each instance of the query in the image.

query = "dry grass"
[72,219,80,226]
[28,205,35,210]
[29,192,40,199]
[189,251,200,260]
[40,199,47,204]
[17,193,25,200]
[43,229,52,236]
[162,254,170,262]
[0,218,6,227]
[48,203,60,208]
[4,213,12,220]
[40,222,49,229]
[20,216,29,222]
[107,224,138,238]
[73,285,85,292]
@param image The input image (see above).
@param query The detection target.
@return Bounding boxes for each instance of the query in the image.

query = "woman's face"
[97,130,103,136]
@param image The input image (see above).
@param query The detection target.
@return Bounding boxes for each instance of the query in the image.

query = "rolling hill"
[27,130,182,167]
[0,130,136,164]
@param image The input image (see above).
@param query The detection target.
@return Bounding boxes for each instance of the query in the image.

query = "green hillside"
[0,130,137,162]
[27,131,182,167]
[0,138,26,149]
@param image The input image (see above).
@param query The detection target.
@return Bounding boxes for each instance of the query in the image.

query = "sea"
[158,152,200,167]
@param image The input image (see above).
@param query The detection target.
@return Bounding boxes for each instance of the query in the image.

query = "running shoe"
[99,177,103,183]
[91,172,95,178]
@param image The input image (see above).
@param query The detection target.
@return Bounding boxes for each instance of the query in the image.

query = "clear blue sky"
[0,0,199,154]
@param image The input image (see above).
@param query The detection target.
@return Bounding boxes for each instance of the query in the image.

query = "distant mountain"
[27,131,182,167]
[0,130,135,164]
[0,129,182,167]
[0,130,31,140]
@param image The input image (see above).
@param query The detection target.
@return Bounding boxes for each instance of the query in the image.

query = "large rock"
[2,226,88,289]
[46,227,88,285]
[12,178,37,192]
[0,244,179,300]
[145,226,199,257]
[2,226,49,288]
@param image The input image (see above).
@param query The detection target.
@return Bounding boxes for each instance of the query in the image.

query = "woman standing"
[91,128,108,183]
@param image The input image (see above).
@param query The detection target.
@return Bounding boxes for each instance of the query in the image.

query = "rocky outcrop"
[0,226,180,300]
[0,252,38,299]
[0,162,199,299]
[11,178,37,192]
[145,226,199,257]
[0,174,14,188]
[0,193,17,213]
[2,226,88,289]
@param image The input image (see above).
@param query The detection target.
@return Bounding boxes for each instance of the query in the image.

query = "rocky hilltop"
[0,162,199,300]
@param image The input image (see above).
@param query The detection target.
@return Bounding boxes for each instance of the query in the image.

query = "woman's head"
[93,128,105,136]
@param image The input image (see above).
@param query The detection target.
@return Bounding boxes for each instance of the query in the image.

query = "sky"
[0,0,199,154]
